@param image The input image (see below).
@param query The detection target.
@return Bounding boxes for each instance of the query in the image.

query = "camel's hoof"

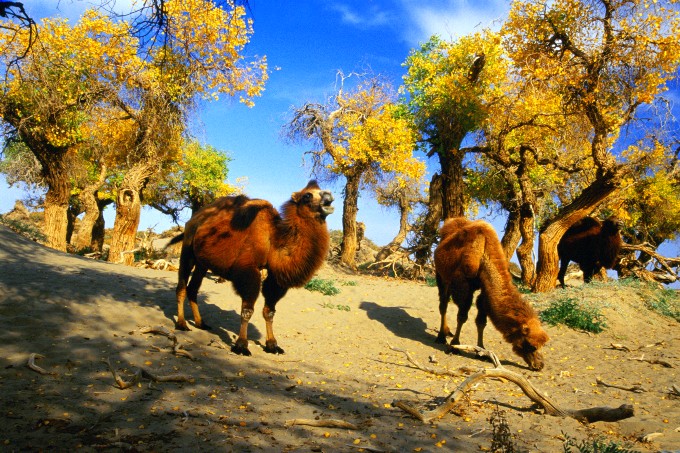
[264,344,285,354]
[231,344,252,356]
[445,345,461,355]
[175,322,191,331]
[196,322,212,331]
[435,334,448,344]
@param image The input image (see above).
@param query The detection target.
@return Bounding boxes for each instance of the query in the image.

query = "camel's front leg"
[232,305,254,356]
[261,274,288,354]
[231,269,262,356]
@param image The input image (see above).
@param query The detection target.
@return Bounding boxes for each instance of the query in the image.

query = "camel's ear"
[305,180,320,190]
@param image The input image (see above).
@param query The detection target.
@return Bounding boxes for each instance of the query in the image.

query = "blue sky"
[0,0,511,245]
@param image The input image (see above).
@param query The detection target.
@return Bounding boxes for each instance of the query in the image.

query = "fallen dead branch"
[26,353,55,376]
[595,377,647,393]
[139,325,195,360]
[629,354,673,368]
[388,344,477,377]
[103,357,194,389]
[390,345,634,425]
[284,418,359,430]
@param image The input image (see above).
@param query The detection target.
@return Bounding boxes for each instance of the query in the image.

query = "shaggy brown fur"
[434,217,549,371]
[557,216,623,288]
[168,181,334,356]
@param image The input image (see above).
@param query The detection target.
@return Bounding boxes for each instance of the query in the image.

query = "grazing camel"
[434,217,549,371]
[168,180,334,356]
[557,216,623,288]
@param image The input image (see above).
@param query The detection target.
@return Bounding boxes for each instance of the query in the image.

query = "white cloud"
[330,3,393,28]
[398,0,510,46]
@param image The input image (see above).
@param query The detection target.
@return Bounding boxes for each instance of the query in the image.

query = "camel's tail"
[164,233,184,249]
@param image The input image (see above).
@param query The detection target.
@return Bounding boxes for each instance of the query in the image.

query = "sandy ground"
[0,225,678,452]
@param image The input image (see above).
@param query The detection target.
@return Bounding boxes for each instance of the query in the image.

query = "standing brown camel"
[557,216,623,288]
[434,217,549,371]
[168,180,334,356]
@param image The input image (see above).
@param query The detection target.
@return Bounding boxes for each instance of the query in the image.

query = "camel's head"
[510,318,549,371]
[292,180,334,220]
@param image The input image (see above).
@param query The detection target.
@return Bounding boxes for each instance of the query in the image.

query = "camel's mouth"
[320,192,334,217]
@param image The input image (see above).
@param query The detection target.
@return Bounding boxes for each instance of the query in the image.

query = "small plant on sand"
[489,405,519,453]
[539,296,607,333]
[320,301,351,311]
[341,280,358,286]
[647,289,680,321]
[425,274,437,287]
[561,433,640,453]
[304,278,340,296]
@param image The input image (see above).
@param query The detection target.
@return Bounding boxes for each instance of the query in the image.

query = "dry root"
[390,344,634,425]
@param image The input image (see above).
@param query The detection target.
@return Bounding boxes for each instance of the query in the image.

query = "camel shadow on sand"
[357,300,535,372]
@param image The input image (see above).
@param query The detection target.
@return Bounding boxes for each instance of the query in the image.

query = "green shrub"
[539,297,607,333]
[425,275,437,287]
[561,433,640,453]
[304,278,340,296]
[341,280,358,287]
[647,289,680,321]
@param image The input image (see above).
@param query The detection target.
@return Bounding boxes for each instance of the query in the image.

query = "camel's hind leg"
[261,274,288,354]
[435,273,452,343]
[175,246,196,331]
[447,282,474,354]
[474,291,489,349]
[185,264,209,330]
[231,268,262,356]
[557,258,569,288]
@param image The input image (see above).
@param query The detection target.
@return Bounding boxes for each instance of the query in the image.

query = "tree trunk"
[42,166,71,252]
[375,193,410,262]
[414,173,443,265]
[517,203,536,286]
[439,149,466,219]
[73,166,107,251]
[91,198,112,252]
[533,176,620,292]
[108,164,151,265]
[500,206,521,261]
[340,174,361,268]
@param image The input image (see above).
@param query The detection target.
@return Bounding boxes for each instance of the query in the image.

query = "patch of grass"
[341,280,358,286]
[561,433,640,453]
[0,216,46,243]
[304,278,340,296]
[320,301,351,311]
[647,289,680,321]
[539,296,607,333]
[425,275,437,287]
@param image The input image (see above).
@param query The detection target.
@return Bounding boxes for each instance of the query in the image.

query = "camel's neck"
[269,211,329,287]
[479,252,536,326]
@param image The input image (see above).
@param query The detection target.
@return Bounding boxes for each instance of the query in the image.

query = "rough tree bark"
[108,163,152,265]
[339,173,361,268]
[73,165,107,251]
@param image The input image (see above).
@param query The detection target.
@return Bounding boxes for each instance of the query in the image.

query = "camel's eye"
[302,193,312,202]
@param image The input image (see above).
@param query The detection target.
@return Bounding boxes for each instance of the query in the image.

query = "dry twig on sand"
[390,345,634,425]
[595,377,647,393]
[139,325,195,360]
[284,418,359,430]
[26,353,55,376]
[103,357,194,389]
[629,354,673,368]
